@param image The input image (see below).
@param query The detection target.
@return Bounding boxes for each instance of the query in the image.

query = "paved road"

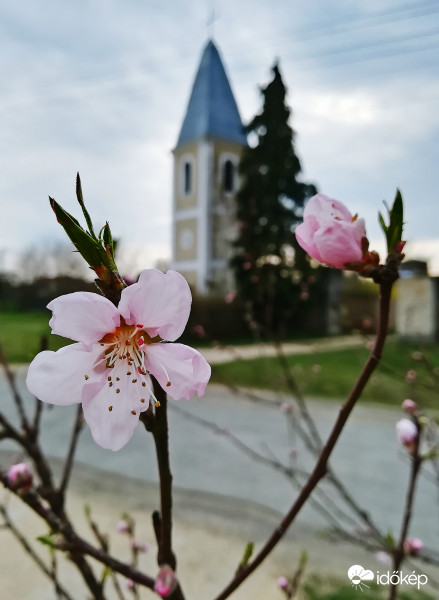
[1,367,438,549]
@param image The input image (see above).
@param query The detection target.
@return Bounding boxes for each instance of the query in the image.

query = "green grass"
[0,310,69,362]
[212,341,439,408]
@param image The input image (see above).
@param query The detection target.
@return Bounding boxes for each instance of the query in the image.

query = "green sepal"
[76,172,97,239]
[50,197,111,270]
[378,189,404,252]
[101,565,112,584]
[102,222,115,260]
[239,541,254,568]
[37,534,57,549]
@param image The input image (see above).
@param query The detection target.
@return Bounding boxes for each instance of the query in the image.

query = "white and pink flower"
[295,194,366,269]
[26,269,211,451]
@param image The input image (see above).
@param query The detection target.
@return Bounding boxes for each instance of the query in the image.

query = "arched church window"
[223,160,234,193]
[184,161,192,195]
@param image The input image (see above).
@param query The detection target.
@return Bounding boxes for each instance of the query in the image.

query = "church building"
[171,40,247,296]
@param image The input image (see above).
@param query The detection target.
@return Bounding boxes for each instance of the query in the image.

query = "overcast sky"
[1,0,438,277]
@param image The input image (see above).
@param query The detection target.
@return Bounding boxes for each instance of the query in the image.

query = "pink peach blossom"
[8,463,33,495]
[295,194,366,268]
[26,269,211,451]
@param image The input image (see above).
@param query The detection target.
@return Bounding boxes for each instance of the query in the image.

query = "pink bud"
[191,324,206,338]
[125,578,134,590]
[131,539,149,553]
[295,194,367,269]
[225,290,237,304]
[8,463,33,495]
[277,576,289,590]
[375,551,392,565]
[243,261,252,270]
[155,566,177,597]
[280,402,292,414]
[402,399,417,414]
[396,418,417,450]
[116,520,130,533]
[406,369,417,383]
[403,537,423,555]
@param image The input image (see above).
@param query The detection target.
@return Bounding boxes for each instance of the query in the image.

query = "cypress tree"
[231,62,317,336]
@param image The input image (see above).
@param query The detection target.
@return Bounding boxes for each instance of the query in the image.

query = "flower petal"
[48,292,120,344]
[314,218,365,268]
[145,343,211,400]
[26,343,102,406]
[82,373,149,451]
[118,269,191,342]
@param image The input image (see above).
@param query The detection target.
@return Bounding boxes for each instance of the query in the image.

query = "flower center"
[88,320,171,412]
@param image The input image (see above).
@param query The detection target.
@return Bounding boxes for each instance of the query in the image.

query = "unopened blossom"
[396,418,418,451]
[402,399,418,415]
[277,576,289,590]
[131,539,149,553]
[404,537,424,555]
[8,463,33,495]
[116,520,130,533]
[406,369,417,383]
[280,402,292,414]
[125,578,134,590]
[225,290,237,304]
[295,194,366,269]
[155,566,177,597]
[375,551,392,565]
[26,269,211,451]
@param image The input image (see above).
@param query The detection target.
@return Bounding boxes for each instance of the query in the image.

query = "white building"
[171,40,247,296]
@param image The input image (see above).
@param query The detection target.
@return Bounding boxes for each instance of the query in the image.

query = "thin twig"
[0,504,74,600]
[58,405,83,498]
[211,278,394,600]
[0,341,30,431]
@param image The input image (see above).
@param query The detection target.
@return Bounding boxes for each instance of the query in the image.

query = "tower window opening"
[223,160,235,193]
[184,161,192,195]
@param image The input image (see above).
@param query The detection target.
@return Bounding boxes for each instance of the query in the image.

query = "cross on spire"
[207,3,218,38]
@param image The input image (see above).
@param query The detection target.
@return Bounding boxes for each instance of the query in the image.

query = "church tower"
[171,39,247,295]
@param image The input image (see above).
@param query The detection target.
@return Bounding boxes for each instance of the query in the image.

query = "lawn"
[0,310,69,363]
[211,340,439,408]
[1,310,438,409]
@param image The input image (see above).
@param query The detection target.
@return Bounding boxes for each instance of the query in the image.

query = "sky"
[1,0,438,278]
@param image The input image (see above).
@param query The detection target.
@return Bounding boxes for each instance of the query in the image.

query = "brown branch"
[58,405,84,498]
[388,422,423,600]
[0,341,30,432]
[211,277,395,600]
[0,504,74,600]
[151,380,177,571]
[0,469,156,591]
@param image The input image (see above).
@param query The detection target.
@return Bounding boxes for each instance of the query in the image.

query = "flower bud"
[280,402,292,414]
[277,576,289,590]
[403,537,423,555]
[155,566,177,597]
[116,520,130,533]
[8,463,33,495]
[396,418,418,451]
[131,539,149,553]
[406,369,417,383]
[295,194,367,269]
[402,399,417,414]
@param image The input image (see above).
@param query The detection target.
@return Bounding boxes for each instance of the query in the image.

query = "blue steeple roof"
[176,40,247,147]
